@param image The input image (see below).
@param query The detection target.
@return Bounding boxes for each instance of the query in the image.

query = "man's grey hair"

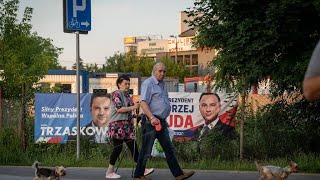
[152,62,166,75]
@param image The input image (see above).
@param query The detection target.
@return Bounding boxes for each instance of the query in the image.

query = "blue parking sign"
[66,0,91,31]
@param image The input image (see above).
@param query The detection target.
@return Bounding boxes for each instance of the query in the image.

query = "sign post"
[63,0,91,160]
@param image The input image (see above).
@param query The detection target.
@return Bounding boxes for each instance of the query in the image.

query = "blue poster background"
[34,93,92,143]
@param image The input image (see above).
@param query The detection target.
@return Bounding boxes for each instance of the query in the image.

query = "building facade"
[38,70,179,94]
[123,11,216,76]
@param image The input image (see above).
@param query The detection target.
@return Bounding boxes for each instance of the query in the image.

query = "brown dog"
[32,160,66,180]
[255,161,298,180]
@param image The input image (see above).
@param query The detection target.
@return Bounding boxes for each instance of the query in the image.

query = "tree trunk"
[0,85,2,129]
[20,83,26,150]
[240,84,246,160]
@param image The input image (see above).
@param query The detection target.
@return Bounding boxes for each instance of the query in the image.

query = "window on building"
[194,83,198,92]
[192,66,198,76]
[192,54,198,65]
[185,55,191,65]
[93,89,108,94]
[177,55,183,64]
[95,73,106,78]
[61,84,72,93]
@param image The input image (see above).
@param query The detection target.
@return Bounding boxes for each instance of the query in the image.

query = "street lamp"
[169,35,178,64]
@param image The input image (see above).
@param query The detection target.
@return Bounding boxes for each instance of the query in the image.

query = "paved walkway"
[0,166,320,180]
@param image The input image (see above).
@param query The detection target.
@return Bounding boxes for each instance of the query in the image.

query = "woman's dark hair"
[116,75,130,89]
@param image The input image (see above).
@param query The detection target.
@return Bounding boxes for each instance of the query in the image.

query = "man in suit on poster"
[194,93,235,141]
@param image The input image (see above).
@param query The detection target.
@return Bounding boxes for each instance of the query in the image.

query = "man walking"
[134,62,194,180]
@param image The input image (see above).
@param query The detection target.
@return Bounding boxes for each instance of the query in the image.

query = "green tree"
[0,0,62,98]
[82,62,98,72]
[103,52,154,75]
[185,0,320,160]
[185,0,320,95]
[72,58,84,70]
[103,52,125,72]
[122,52,140,73]
[132,54,156,76]
[158,57,191,82]
[103,52,190,81]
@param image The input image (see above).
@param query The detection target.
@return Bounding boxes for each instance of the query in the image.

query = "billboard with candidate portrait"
[34,92,238,143]
[167,92,238,140]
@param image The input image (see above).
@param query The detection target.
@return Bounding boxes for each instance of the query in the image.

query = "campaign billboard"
[34,93,93,143]
[167,92,238,140]
[34,92,238,143]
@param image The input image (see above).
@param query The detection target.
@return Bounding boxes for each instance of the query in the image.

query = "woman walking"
[106,75,154,179]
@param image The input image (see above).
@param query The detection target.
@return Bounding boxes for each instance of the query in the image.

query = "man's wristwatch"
[149,115,154,121]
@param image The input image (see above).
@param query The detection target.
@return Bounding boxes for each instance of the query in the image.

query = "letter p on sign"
[73,0,86,17]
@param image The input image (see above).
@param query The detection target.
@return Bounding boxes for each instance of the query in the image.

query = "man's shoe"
[174,171,195,180]
[144,168,155,176]
[134,176,152,180]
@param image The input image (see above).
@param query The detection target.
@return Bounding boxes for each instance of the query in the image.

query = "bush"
[244,99,320,159]
[198,129,239,160]
[173,139,200,162]
[0,127,27,164]
[1,97,320,168]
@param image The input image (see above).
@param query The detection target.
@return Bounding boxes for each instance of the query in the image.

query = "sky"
[19,0,195,68]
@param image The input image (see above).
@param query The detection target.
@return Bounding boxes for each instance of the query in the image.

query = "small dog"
[255,160,298,180]
[32,160,66,180]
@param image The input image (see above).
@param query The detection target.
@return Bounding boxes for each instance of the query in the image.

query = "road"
[0,166,319,180]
